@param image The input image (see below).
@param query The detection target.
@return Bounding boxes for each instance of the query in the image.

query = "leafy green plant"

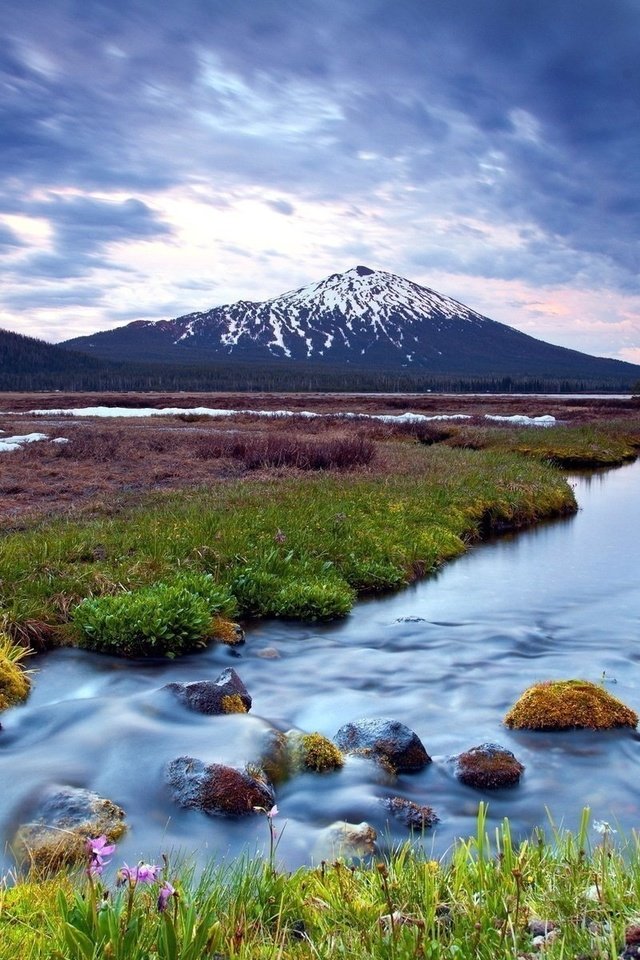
[73,577,235,657]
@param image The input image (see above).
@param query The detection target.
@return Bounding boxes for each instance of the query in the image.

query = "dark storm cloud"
[1,0,639,299]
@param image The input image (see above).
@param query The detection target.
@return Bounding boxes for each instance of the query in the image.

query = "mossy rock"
[0,636,31,712]
[381,796,439,829]
[452,742,524,789]
[14,786,126,874]
[164,667,251,715]
[288,731,344,773]
[210,616,245,646]
[334,718,431,773]
[504,680,638,731]
[166,756,275,817]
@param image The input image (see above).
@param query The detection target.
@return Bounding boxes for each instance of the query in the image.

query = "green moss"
[504,679,638,731]
[0,634,31,711]
[299,733,344,772]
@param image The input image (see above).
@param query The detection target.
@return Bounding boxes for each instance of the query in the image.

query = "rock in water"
[313,821,377,860]
[334,718,431,772]
[381,796,439,829]
[164,667,251,714]
[451,742,524,789]
[504,680,638,730]
[166,756,274,816]
[14,785,126,873]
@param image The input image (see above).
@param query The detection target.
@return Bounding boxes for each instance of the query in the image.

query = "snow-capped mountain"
[62,266,639,379]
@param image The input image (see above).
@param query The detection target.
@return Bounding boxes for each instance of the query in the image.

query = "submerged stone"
[164,667,251,715]
[334,718,431,773]
[452,742,524,789]
[381,796,439,829]
[14,785,126,873]
[165,756,274,817]
[313,820,377,860]
[504,680,638,731]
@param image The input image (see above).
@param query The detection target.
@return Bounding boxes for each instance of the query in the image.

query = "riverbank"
[2,809,639,960]
[1,443,575,654]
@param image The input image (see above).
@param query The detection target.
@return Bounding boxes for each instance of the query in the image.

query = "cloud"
[0,0,639,354]
[265,199,295,216]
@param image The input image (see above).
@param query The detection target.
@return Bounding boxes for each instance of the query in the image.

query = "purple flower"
[157,881,176,913]
[267,804,278,819]
[85,835,116,876]
[117,862,160,886]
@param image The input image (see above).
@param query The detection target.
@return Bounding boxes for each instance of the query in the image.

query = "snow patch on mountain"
[161,266,490,362]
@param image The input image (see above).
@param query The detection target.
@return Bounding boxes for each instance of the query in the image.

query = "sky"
[0,0,639,363]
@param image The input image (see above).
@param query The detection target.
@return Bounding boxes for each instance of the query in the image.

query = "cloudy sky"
[1,0,639,362]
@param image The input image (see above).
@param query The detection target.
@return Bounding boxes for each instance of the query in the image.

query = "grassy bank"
[0,445,575,652]
[449,419,640,468]
[2,808,639,959]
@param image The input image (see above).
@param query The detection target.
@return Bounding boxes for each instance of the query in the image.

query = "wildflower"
[274,529,286,544]
[593,820,617,835]
[117,862,160,886]
[85,835,116,877]
[267,804,279,819]
[157,881,176,913]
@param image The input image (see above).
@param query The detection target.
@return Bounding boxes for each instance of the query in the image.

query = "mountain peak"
[60,266,640,383]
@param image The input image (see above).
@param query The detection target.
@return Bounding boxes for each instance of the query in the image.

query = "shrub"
[231,568,355,620]
[195,431,375,470]
[73,576,236,657]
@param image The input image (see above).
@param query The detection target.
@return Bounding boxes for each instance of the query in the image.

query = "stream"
[1,459,639,873]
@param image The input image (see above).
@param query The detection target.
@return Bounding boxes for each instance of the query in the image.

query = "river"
[1,459,639,873]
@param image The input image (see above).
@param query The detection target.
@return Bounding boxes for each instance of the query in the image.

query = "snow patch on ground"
[0,432,52,453]
[18,407,556,427]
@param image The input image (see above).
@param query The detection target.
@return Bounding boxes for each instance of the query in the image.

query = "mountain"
[62,266,640,383]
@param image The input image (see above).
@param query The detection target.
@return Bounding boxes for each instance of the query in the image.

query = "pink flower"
[117,862,160,886]
[85,835,116,877]
[157,881,176,913]
[266,804,279,819]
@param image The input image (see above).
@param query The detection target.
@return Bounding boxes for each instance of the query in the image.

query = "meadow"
[1,393,640,958]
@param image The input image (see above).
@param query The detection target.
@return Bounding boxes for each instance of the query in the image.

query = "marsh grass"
[4,809,640,959]
[0,446,575,648]
[448,419,640,467]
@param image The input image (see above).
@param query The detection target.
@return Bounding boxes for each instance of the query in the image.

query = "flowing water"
[1,460,640,873]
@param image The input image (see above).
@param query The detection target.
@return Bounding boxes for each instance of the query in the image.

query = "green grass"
[3,808,640,959]
[0,446,575,650]
[450,419,640,467]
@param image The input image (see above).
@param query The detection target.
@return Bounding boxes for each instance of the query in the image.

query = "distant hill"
[62,265,640,386]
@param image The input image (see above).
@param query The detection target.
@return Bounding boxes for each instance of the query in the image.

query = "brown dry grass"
[1,392,638,527]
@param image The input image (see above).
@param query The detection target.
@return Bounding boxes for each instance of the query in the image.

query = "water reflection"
[1,461,639,872]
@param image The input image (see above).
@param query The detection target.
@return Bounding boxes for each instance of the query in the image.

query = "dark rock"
[166,756,274,817]
[451,742,524,789]
[164,667,251,715]
[334,718,431,772]
[14,785,126,872]
[381,796,439,829]
[394,616,427,623]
